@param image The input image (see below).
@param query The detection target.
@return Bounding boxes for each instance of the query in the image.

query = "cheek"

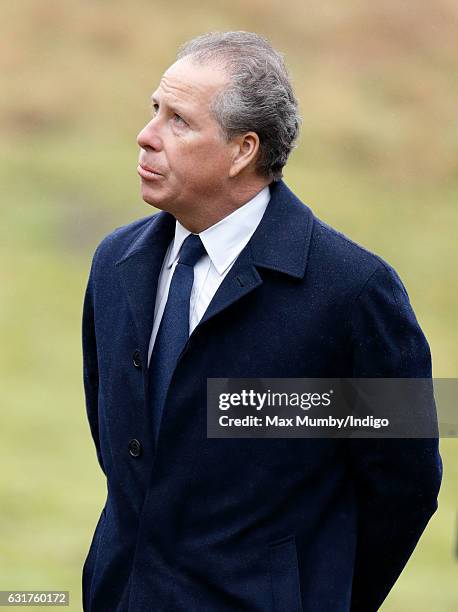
[178,139,231,181]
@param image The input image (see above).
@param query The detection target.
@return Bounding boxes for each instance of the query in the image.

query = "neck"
[175,178,271,233]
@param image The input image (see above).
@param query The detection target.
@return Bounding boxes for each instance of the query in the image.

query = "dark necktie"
[148,233,207,443]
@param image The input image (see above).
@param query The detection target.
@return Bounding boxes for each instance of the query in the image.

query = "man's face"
[137,57,235,216]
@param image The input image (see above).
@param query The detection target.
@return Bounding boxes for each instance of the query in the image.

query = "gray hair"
[176,31,301,182]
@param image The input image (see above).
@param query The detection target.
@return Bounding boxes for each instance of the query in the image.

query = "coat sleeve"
[82,248,106,476]
[347,265,442,611]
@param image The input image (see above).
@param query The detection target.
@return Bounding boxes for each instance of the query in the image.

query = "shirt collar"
[166,185,271,276]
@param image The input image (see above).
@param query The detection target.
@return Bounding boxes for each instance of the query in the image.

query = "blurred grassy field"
[1,1,457,610]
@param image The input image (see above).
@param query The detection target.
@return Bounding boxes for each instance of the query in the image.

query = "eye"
[173,113,187,126]
[150,103,187,127]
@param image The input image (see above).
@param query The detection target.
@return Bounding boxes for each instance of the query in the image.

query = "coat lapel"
[195,247,263,330]
[115,211,175,357]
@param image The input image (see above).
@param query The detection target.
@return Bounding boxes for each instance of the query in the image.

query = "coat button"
[132,350,142,369]
[128,438,142,457]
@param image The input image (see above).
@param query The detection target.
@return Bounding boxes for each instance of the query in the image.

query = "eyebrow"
[150,94,187,118]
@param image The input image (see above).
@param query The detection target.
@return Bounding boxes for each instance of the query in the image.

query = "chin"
[141,184,163,206]
[141,186,176,215]
[142,196,166,211]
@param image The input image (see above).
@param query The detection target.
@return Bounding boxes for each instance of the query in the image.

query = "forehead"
[152,57,229,110]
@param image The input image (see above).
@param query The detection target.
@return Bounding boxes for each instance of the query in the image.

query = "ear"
[229,132,260,178]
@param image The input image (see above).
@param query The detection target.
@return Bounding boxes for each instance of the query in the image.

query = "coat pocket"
[268,534,303,612]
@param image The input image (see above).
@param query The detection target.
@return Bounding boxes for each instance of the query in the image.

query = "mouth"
[137,163,164,180]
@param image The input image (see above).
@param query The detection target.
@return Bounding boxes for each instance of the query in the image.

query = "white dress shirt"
[147,185,271,367]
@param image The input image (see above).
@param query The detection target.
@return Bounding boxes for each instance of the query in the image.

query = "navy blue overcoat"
[82,179,442,611]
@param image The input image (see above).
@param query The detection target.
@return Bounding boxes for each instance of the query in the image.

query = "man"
[81,31,442,611]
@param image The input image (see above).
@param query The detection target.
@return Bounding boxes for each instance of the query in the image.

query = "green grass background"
[1,1,457,610]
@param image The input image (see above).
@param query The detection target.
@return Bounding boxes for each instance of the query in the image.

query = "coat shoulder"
[91,212,159,265]
[280,181,400,290]
[310,213,402,289]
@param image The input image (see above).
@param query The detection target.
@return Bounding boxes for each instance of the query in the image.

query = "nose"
[137,118,162,151]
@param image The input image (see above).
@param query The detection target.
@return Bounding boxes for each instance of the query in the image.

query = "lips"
[139,163,163,176]
[137,162,165,182]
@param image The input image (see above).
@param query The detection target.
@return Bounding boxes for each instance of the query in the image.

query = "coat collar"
[117,179,314,277]
[249,179,314,279]
[115,179,314,355]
